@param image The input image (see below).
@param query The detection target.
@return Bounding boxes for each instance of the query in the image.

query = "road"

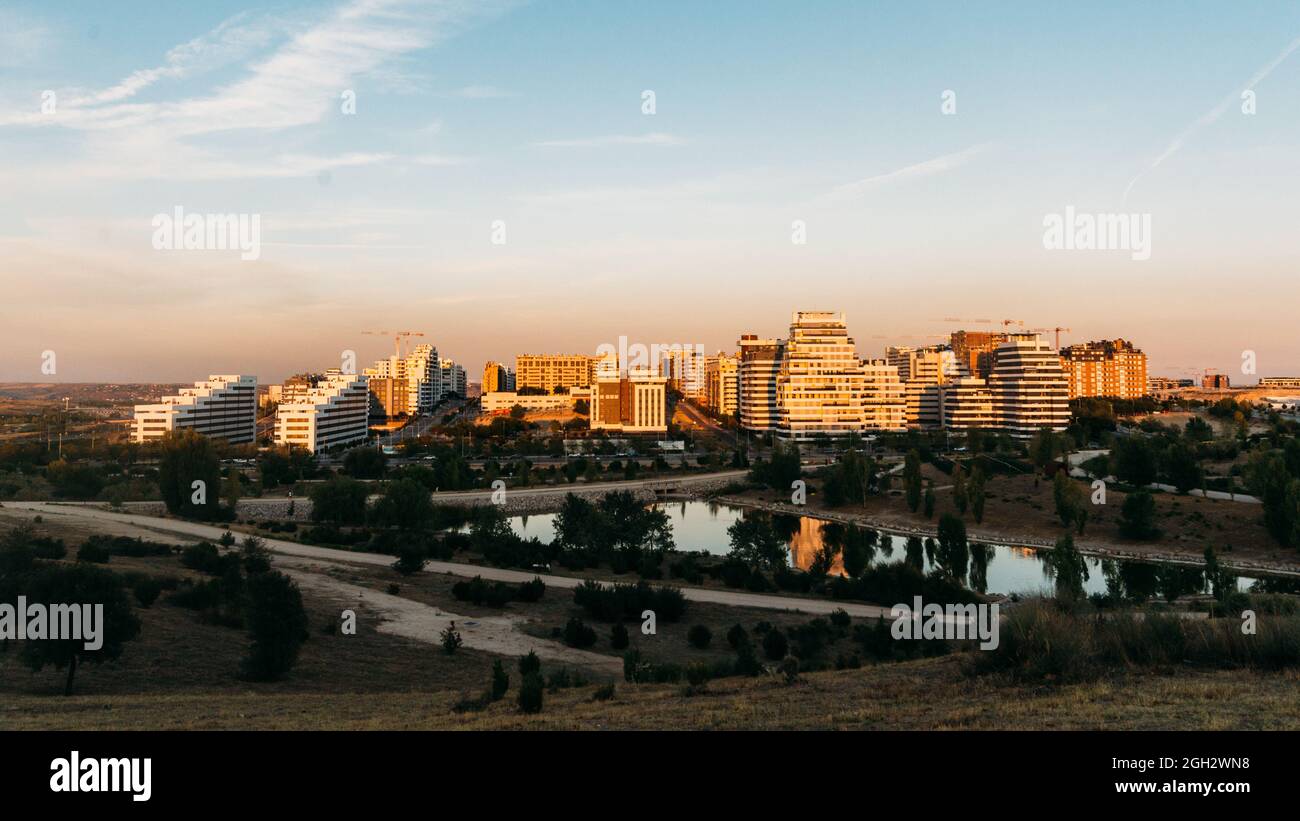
[8,501,931,621]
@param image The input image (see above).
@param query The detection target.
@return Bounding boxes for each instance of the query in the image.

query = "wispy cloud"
[820,143,993,204]
[534,132,684,148]
[447,84,512,99]
[1122,35,1300,205]
[0,9,50,68]
[0,0,513,180]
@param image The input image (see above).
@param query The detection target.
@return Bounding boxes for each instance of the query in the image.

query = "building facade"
[132,374,257,444]
[704,352,739,417]
[939,377,997,430]
[988,335,1071,438]
[1059,338,1148,400]
[274,371,369,452]
[738,335,784,433]
[590,370,667,433]
[440,360,467,396]
[950,331,1008,378]
[481,388,590,413]
[515,354,597,393]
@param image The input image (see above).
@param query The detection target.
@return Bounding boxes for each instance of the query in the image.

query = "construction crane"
[999,319,1024,329]
[362,330,426,360]
[1049,326,1071,349]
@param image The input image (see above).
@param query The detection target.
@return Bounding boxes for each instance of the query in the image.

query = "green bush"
[687,624,712,649]
[133,578,163,608]
[762,628,788,660]
[518,672,544,713]
[491,659,509,700]
[519,650,541,677]
[610,623,629,650]
[76,540,111,564]
[562,617,598,648]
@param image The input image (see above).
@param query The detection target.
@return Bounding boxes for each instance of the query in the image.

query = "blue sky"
[2,0,1299,383]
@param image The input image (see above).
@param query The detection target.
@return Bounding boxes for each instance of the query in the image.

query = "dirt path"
[5,502,934,620]
[2,502,622,675]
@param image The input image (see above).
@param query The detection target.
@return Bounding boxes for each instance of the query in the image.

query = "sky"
[2,0,1299,384]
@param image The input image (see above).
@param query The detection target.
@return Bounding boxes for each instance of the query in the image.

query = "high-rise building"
[776,312,904,439]
[889,346,958,428]
[274,370,369,452]
[367,376,410,419]
[440,360,467,396]
[590,370,667,433]
[939,377,997,430]
[861,359,908,432]
[738,335,784,433]
[988,335,1070,438]
[482,361,510,393]
[132,375,257,444]
[661,346,706,399]
[704,352,739,417]
[515,354,598,393]
[365,344,441,412]
[950,330,1008,378]
[1059,339,1148,400]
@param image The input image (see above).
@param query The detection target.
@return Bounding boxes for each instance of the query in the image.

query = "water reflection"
[504,501,1294,598]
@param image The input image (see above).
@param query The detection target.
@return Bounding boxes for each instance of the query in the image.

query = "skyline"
[4,0,1300,382]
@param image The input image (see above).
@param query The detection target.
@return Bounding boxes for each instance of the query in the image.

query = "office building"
[481,387,590,413]
[1258,377,1300,390]
[132,375,257,444]
[515,354,598,393]
[274,370,369,452]
[367,376,410,419]
[440,360,467,397]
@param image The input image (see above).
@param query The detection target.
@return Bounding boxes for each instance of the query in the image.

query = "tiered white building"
[132,375,258,444]
[737,335,784,433]
[364,343,441,413]
[987,335,1071,437]
[273,370,370,452]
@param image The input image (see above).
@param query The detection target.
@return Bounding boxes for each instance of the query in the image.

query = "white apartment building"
[661,345,706,399]
[365,344,441,413]
[590,370,667,433]
[738,335,784,433]
[889,347,959,428]
[988,335,1071,438]
[440,360,467,397]
[132,375,257,444]
[777,312,897,440]
[861,359,908,432]
[274,371,369,453]
[481,388,590,413]
[939,377,997,430]
[704,352,740,417]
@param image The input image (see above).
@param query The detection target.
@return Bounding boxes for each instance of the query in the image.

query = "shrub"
[610,623,629,650]
[491,659,509,700]
[685,662,712,687]
[829,608,851,629]
[241,570,309,681]
[779,655,800,685]
[516,576,546,602]
[726,623,749,649]
[133,578,162,608]
[29,537,67,560]
[518,672,544,713]
[687,624,712,649]
[591,682,616,701]
[440,623,463,655]
[76,540,111,564]
[572,579,688,622]
[762,627,788,660]
[180,542,225,574]
[562,617,598,649]
[519,650,541,677]
[733,641,763,676]
[391,544,427,576]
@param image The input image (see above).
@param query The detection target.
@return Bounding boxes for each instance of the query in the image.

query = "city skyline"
[4,0,1300,381]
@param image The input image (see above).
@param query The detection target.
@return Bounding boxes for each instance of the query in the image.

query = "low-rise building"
[590,370,667,433]
[481,388,590,413]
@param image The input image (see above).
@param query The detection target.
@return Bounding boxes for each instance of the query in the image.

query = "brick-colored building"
[1059,338,1148,400]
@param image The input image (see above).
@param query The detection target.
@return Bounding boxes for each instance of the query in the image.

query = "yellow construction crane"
[362,329,426,360]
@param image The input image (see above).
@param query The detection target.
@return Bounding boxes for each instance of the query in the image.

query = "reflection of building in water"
[787,518,846,576]
[1007,546,1038,559]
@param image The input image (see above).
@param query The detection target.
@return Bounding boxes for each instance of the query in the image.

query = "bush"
[829,608,851,629]
[76,540,111,564]
[726,623,748,649]
[241,570,309,681]
[519,650,541,677]
[518,672,544,713]
[180,542,226,574]
[779,655,800,685]
[562,617,598,648]
[687,624,712,649]
[572,579,687,622]
[490,659,509,700]
[733,641,763,676]
[516,576,546,602]
[762,628,788,661]
[610,623,629,650]
[591,682,616,701]
[440,623,463,654]
[133,578,162,608]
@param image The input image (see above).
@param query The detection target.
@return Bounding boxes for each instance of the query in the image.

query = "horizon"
[4,0,1300,383]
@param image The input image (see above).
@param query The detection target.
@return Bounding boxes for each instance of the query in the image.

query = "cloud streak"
[819,143,993,204]
[534,132,685,148]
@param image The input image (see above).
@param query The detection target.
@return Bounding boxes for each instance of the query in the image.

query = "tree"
[968,465,987,524]
[241,570,309,681]
[750,440,801,491]
[342,447,387,479]
[157,429,221,520]
[309,476,369,526]
[726,512,788,571]
[1246,452,1300,547]
[369,478,435,531]
[19,564,141,695]
[1162,442,1203,494]
[903,449,923,512]
[1117,490,1161,540]
[935,513,968,581]
[840,526,871,578]
[45,460,106,500]
[222,469,242,513]
[951,463,968,514]
[440,621,463,655]
[923,482,935,518]
[490,659,509,700]
[1052,471,1084,529]
[392,544,427,575]
[1047,534,1089,600]
[1112,436,1158,487]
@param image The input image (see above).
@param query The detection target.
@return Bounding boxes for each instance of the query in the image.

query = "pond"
[506,500,1296,599]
